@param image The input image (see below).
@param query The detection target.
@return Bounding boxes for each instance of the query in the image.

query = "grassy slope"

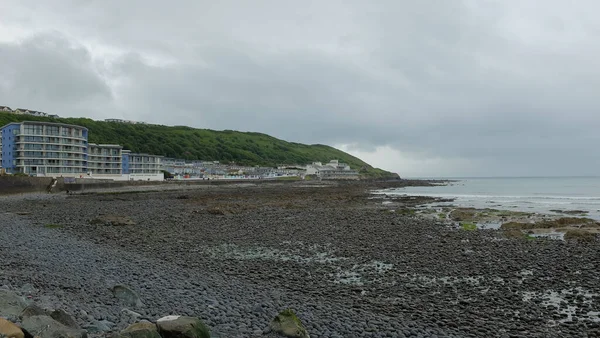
[0,112,397,178]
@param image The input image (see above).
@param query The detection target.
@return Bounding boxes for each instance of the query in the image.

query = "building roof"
[1,121,88,131]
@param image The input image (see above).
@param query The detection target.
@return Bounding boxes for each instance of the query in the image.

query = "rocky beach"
[1,180,599,337]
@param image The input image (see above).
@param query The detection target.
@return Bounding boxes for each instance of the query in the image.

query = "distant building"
[88,144,123,175]
[27,110,47,117]
[13,108,30,115]
[0,121,88,176]
[123,151,163,174]
[305,160,359,180]
[2,107,55,117]
[105,118,147,125]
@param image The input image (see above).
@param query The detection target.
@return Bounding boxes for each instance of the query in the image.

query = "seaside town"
[0,106,360,181]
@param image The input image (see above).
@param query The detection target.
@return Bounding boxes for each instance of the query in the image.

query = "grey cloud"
[0,32,112,116]
[2,0,600,176]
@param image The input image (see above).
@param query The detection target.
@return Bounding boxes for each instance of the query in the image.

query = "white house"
[305,160,359,180]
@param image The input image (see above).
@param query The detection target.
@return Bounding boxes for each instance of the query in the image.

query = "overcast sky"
[1,1,599,177]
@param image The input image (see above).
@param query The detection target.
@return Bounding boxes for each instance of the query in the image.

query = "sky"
[1,1,599,177]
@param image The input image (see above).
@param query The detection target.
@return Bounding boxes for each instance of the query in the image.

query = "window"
[47,126,59,135]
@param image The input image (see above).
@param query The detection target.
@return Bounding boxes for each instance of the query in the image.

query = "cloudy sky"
[1,1,599,177]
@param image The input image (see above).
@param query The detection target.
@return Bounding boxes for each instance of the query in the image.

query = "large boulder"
[111,285,144,308]
[156,316,210,338]
[0,290,29,318]
[20,304,48,319]
[118,321,161,338]
[21,315,87,338]
[0,318,24,338]
[50,309,80,328]
[266,309,310,338]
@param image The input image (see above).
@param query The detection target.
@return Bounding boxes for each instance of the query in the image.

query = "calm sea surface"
[381,177,600,220]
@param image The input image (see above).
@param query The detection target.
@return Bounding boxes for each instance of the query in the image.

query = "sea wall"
[0,176,166,195]
[0,176,303,195]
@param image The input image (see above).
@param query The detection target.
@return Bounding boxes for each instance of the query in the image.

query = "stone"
[90,215,136,226]
[120,309,143,324]
[21,315,87,338]
[267,309,310,338]
[20,304,47,319]
[0,318,24,338]
[111,285,144,308]
[0,290,29,318]
[19,284,36,295]
[85,320,114,333]
[118,321,161,338]
[50,309,80,328]
[156,316,210,338]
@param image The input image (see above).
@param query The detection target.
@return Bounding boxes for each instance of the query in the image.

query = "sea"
[380,177,600,220]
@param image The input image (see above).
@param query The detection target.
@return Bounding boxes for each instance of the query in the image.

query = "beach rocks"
[118,321,161,338]
[156,316,210,338]
[0,290,29,318]
[90,215,136,226]
[266,309,310,338]
[21,315,87,338]
[86,319,115,333]
[564,229,597,242]
[50,309,80,328]
[111,285,144,308]
[2,183,599,337]
[20,304,47,319]
[0,318,25,338]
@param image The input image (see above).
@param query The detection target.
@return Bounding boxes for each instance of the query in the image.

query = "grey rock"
[86,320,114,333]
[20,304,48,319]
[19,284,36,295]
[0,290,29,318]
[118,321,161,338]
[21,315,87,338]
[156,316,210,338]
[111,285,144,308]
[50,309,80,329]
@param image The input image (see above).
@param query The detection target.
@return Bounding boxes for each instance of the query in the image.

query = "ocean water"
[382,177,600,220]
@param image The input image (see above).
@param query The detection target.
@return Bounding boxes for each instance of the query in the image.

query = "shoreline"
[1,181,599,337]
[374,181,600,240]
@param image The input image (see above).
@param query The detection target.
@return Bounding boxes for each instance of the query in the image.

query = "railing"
[16,154,86,159]
[16,138,86,146]
[18,132,86,140]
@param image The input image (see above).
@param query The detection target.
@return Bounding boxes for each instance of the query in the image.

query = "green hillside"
[0,112,397,178]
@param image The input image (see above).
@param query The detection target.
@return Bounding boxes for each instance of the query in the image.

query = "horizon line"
[403,175,600,180]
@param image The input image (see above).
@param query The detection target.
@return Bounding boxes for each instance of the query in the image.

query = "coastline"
[0,180,598,337]
[375,178,600,240]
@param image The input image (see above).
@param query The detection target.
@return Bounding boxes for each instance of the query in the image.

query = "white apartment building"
[1,121,88,176]
[88,143,123,175]
[123,150,163,174]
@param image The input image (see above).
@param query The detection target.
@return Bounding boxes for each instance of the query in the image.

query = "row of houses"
[0,121,163,180]
[161,158,359,180]
[104,118,148,125]
[0,121,360,181]
[0,106,59,118]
